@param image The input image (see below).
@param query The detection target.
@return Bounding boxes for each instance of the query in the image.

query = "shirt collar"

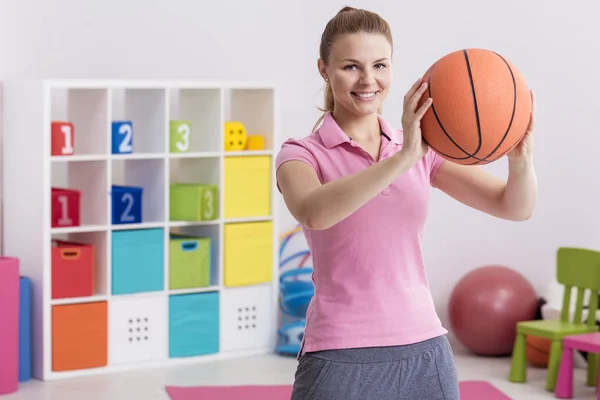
[318,112,402,149]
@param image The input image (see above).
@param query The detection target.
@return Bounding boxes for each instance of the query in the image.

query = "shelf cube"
[51,240,94,299]
[224,221,273,287]
[224,121,248,151]
[111,121,133,154]
[51,121,75,156]
[169,235,211,290]
[111,185,143,225]
[109,295,167,365]
[51,302,107,371]
[220,285,272,352]
[51,188,81,228]
[247,135,265,150]
[170,183,219,221]
[169,120,192,153]
[169,292,219,358]
[223,156,271,219]
[111,229,164,295]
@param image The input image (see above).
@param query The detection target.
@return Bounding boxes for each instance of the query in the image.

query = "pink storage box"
[0,257,19,395]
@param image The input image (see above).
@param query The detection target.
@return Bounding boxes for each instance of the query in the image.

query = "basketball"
[418,48,532,165]
[526,335,551,368]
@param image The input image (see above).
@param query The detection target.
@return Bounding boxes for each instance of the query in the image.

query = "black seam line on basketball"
[463,51,519,165]
[425,55,486,162]
[464,50,484,158]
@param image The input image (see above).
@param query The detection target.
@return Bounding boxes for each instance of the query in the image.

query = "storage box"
[51,188,81,228]
[51,121,75,157]
[221,285,272,352]
[169,292,219,358]
[111,121,133,154]
[51,302,107,371]
[223,156,271,218]
[169,120,191,153]
[111,229,164,295]
[169,235,211,290]
[109,296,167,365]
[224,221,273,287]
[170,183,219,221]
[111,185,143,225]
[51,240,94,299]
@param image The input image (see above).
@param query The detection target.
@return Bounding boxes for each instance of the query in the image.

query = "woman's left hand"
[507,90,535,160]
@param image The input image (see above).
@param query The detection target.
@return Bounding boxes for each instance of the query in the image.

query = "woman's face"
[319,32,393,118]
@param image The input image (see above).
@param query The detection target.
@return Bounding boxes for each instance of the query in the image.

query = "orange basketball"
[526,335,551,368]
[418,48,532,165]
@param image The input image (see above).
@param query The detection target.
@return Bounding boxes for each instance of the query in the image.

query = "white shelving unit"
[1,80,280,380]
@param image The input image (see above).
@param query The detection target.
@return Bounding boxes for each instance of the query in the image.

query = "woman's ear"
[317,58,328,81]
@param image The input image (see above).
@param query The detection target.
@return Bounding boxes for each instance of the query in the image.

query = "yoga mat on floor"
[165,380,510,400]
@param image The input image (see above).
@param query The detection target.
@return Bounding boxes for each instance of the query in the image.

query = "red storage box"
[52,240,94,299]
[51,188,81,228]
[51,121,75,156]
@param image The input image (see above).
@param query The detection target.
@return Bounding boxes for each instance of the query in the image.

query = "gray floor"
[3,347,598,400]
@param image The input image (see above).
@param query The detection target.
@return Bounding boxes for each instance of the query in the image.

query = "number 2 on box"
[61,125,74,155]
[120,193,135,223]
[57,195,73,225]
[176,124,190,152]
[119,124,133,153]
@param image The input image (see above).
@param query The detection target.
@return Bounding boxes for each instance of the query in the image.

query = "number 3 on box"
[176,124,190,152]
[203,189,214,219]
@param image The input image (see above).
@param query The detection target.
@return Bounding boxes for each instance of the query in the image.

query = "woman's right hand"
[399,78,433,164]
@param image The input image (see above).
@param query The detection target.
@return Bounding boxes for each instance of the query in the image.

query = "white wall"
[1,0,599,329]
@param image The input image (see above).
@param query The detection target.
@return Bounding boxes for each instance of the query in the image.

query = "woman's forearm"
[501,155,537,221]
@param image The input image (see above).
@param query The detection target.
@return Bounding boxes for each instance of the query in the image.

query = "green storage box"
[169,235,211,289]
[170,183,219,221]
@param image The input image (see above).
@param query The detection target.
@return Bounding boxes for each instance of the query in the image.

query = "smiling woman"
[275,5,536,400]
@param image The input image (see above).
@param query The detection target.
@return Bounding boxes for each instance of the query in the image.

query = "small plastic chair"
[555,332,600,399]
[509,247,600,392]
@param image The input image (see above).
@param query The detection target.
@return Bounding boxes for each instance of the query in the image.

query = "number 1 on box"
[61,125,74,155]
[57,195,73,226]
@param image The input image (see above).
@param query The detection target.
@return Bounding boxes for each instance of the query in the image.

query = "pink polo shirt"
[275,112,448,354]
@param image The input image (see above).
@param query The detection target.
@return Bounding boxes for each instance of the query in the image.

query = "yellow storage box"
[224,156,271,219]
[224,221,273,287]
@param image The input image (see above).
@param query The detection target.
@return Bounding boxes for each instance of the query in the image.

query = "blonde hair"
[313,6,393,131]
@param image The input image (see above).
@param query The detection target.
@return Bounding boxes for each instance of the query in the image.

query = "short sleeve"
[426,147,445,186]
[275,138,320,193]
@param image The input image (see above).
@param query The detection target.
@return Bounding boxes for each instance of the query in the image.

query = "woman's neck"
[331,109,381,142]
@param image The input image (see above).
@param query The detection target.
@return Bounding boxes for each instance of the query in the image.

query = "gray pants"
[291,335,459,400]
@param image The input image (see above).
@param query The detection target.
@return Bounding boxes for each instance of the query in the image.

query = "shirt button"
[382,188,390,196]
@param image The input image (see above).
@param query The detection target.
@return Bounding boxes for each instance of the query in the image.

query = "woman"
[276,6,537,400]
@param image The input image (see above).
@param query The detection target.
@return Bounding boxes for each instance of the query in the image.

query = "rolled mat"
[0,257,20,395]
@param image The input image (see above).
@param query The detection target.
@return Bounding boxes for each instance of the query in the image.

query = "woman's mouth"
[352,91,380,101]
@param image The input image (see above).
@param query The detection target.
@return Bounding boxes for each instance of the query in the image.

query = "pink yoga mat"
[165,380,510,400]
[0,257,20,395]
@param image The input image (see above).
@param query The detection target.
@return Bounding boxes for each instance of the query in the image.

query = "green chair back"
[557,247,600,326]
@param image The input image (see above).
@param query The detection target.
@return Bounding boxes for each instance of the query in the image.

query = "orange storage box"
[52,302,107,371]
[51,240,94,300]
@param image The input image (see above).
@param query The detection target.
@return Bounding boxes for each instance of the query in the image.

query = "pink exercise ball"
[448,265,538,356]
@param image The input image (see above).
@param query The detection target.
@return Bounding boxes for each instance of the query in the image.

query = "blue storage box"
[19,277,31,382]
[111,185,143,225]
[169,292,219,357]
[112,229,164,295]
[111,121,133,154]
